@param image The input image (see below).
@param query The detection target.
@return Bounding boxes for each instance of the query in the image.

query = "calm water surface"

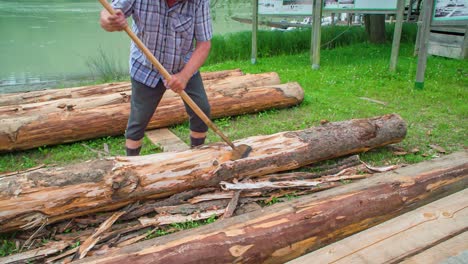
[0,0,251,93]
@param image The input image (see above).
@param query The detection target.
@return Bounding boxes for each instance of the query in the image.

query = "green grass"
[145,215,218,240]
[178,42,468,166]
[207,23,417,64]
[0,40,467,172]
[0,135,160,173]
[0,233,18,257]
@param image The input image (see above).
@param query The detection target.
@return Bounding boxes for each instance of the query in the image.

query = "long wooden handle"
[99,0,236,149]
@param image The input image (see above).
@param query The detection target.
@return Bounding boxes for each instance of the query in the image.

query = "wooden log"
[0,114,406,232]
[0,69,243,106]
[0,79,297,153]
[0,72,280,118]
[75,152,468,264]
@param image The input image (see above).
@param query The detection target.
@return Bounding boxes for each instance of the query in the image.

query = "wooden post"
[414,12,423,56]
[463,25,468,59]
[415,0,435,89]
[311,0,322,70]
[251,0,258,64]
[407,0,414,22]
[389,0,406,72]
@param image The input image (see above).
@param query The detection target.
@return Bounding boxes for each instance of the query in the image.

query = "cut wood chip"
[188,191,262,204]
[222,191,241,219]
[0,241,69,264]
[45,247,78,263]
[409,147,420,154]
[220,180,321,191]
[73,211,125,260]
[116,227,158,248]
[138,209,225,227]
[359,97,388,106]
[429,144,447,153]
[360,161,401,173]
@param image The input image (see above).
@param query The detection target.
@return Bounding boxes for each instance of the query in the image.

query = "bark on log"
[0,77,295,153]
[0,69,243,106]
[76,152,468,264]
[0,114,406,232]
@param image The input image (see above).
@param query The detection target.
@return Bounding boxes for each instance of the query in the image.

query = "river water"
[0,0,252,93]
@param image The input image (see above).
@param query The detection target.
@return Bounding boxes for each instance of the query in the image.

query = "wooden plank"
[287,188,468,264]
[145,128,189,152]
[428,43,463,59]
[430,25,467,34]
[429,32,464,46]
[399,232,468,264]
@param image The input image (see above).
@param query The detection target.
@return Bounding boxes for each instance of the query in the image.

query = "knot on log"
[66,104,76,111]
[110,170,140,199]
[120,92,130,103]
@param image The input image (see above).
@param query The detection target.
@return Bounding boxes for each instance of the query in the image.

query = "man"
[100,0,212,156]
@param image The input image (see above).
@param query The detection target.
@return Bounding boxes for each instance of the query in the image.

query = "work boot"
[190,136,206,148]
[126,146,142,156]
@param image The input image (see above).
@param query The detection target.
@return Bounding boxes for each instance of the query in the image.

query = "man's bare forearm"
[180,40,211,79]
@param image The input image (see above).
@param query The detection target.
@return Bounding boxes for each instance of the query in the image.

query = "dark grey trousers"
[125,72,211,141]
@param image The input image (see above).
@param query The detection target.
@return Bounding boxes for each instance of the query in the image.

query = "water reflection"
[0,0,251,93]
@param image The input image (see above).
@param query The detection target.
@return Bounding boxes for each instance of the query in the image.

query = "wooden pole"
[414,12,423,56]
[251,0,258,64]
[407,0,414,22]
[415,0,434,89]
[311,0,322,70]
[389,0,406,72]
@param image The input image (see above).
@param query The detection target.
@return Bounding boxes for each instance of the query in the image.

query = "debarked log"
[0,78,294,153]
[0,69,244,106]
[0,114,406,232]
[76,151,468,264]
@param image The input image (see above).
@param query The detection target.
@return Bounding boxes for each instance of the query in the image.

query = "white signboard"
[259,0,398,15]
[433,0,468,21]
[324,0,398,10]
[259,0,313,15]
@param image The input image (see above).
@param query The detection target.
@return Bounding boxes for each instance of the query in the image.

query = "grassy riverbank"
[1,40,466,173]
[0,27,468,257]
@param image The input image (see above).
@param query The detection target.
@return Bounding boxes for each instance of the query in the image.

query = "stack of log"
[0,69,304,152]
[0,114,422,263]
[2,76,464,263]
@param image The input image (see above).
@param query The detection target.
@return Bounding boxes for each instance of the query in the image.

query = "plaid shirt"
[112,0,213,87]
